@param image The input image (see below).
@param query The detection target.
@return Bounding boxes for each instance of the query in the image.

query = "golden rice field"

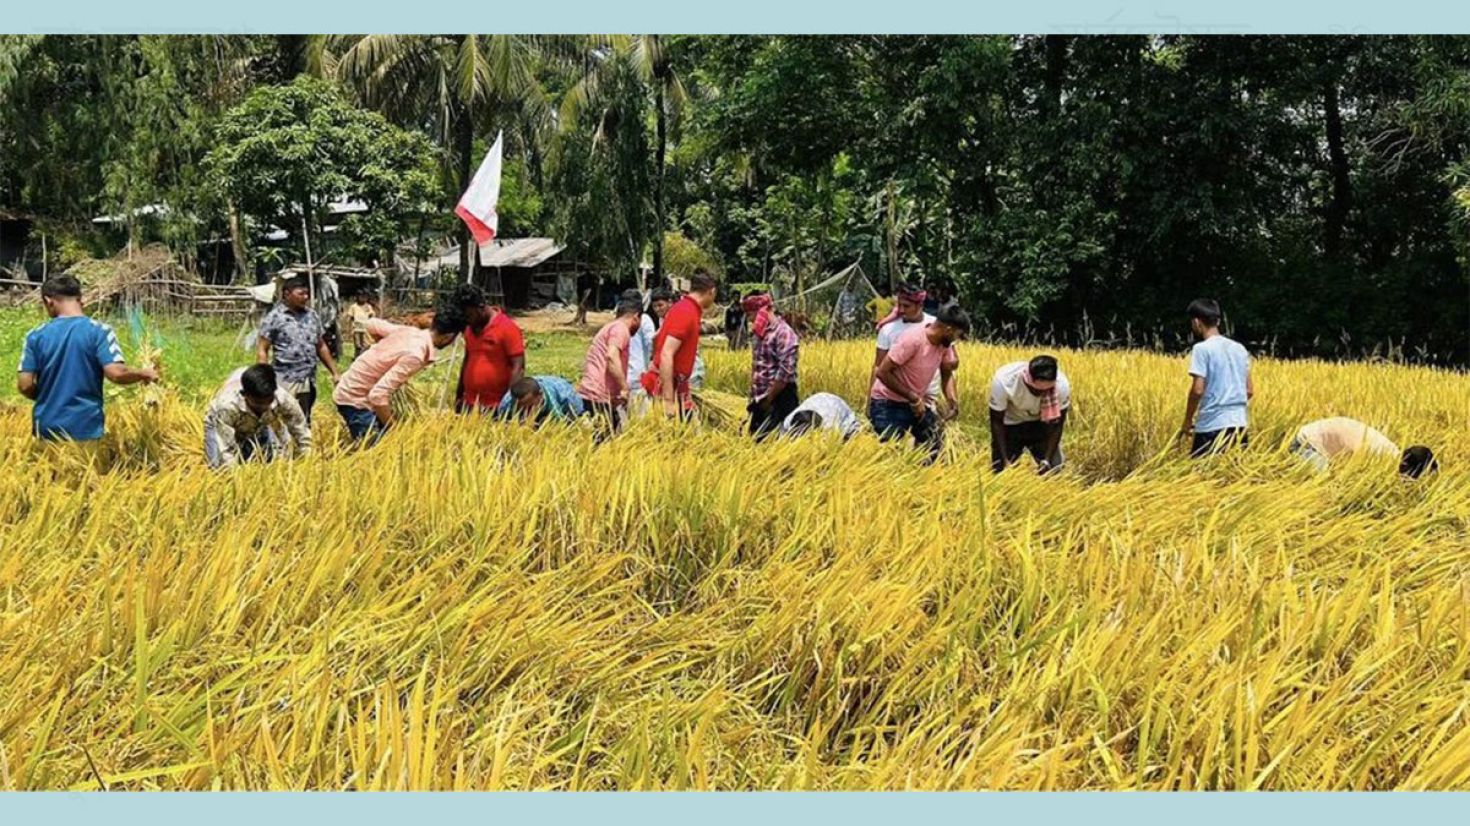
[0,337,1467,790]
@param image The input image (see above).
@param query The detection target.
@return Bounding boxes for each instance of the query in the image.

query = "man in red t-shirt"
[641,272,717,417]
[453,283,526,412]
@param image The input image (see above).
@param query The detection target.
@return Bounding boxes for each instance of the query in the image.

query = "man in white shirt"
[872,283,940,402]
[989,355,1070,474]
[780,392,862,439]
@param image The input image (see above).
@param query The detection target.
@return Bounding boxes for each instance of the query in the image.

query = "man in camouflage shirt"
[204,364,313,469]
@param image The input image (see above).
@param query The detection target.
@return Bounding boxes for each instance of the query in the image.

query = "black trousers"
[1191,427,1249,458]
[991,420,1064,473]
[583,400,623,442]
[748,383,800,441]
[295,382,317,424]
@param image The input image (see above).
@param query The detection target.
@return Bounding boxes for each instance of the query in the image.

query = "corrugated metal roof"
[477,237,564,268]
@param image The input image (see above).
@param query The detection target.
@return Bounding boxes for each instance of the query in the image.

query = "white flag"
[455,130,503,246]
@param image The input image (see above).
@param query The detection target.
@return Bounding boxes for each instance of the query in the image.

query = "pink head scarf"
[876,286,927,330]
[742,293,775,338]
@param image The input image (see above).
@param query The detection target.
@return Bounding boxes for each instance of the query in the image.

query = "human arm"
[1181,375,1206,438]
[366,355,425,425]
[939,359,960,421]
[256,335,271,365]
[875,356,925,418]
[1246,369,1255,400]
[281,395,312,456]
[316,338,340,382]
[204,407,242,469]
[989,407,1010,467]
[659,336,684,414]
[103,363,158,385]
[1040,408,1068,472]
[17,372,37,399]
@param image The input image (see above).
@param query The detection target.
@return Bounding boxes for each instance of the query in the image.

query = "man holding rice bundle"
[742,292,800,441]
[868,303,970,462]
[333,307,467,444]
[203,364,311,469]
[989,355,1070,474]
[16,275,159,445]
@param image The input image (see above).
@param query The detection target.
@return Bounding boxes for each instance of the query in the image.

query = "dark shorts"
[748,384,800,441]
[867,398,944,463]
[991,420,1065,473]
[293,381,317,424]
[1192,427,1248,458]
[338,404,389,445]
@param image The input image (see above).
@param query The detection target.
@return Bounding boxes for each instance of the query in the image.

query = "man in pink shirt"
[333,308,466,443]
[868,304,970,462]
[577,298,642,435]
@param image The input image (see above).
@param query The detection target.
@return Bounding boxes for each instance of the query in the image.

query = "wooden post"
[40,233,47,279]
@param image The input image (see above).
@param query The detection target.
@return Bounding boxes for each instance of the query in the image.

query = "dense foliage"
[2,35,1468,361]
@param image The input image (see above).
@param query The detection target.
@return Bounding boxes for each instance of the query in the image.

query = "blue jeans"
[338,404,389,445]
[867,398,944,463]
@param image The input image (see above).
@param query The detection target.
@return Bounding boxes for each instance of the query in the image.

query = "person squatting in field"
[454,283,526,415]
[577,298,644,436]
[742,292,800,441]
[333,306,467,444]
[498,376,585,425]
[867,303,970,463]
[989,354,1070,474]
[204,364,312,469]
[256,276,340,424]
[1290,416,1438,479]
[16,275,159,445]
[780,392,862,439]
[1181,298,1254,457]
[641,271,718,419]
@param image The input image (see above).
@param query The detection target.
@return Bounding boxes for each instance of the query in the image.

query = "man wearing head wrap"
[989,355,1071,474]
[872,283,940,402]
[743,293,800,440]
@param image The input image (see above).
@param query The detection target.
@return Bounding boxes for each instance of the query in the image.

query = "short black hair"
[1028,355,1059,382]
[787,410,823,435]
[689,273,718,293]
[1188,298,1222,326]
[41,275,82,299]
[282,275,310,293]
[650,287,675,303]
[510,377,542,400]
[620,288,643,303]
[935,303,972,335]
[452,282,487,309]
[615,299,643,316]
[895,282,920,296]
[1400,446,1438,479]
[430,301,467,336]
[240,364,278,399]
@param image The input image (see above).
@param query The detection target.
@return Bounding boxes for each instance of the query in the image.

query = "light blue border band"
[5,1,1470,34]
[1,791,1466,823]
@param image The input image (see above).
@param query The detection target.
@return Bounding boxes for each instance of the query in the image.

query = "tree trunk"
[455,101,475,283]
[1043,35,1069,117]
[227,199,251,283]
[1323,80,1353,263]
[653,82,667,284]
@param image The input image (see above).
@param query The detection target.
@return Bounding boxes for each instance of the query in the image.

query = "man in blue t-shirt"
[16,275,159,441]
[1179,298,1254,457]
[497,375,586,426]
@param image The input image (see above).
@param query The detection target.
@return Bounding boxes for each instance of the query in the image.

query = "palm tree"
[323,34,553,278]
[562,36,688,285]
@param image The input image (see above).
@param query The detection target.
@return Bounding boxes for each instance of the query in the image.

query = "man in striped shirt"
[743,292,800,440]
